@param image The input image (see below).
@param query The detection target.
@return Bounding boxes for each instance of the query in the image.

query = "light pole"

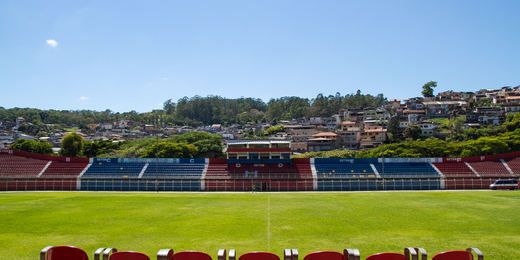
[381,140,385,190]
[152,113,161,192]
[380,117,387,190]
[155,115,158,192]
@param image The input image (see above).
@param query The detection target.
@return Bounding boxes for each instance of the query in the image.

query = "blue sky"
[1,0,519,113]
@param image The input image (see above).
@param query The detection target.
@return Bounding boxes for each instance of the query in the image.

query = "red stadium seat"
[301,249,360,260]
[303,251,344,260]
[228,249,285,260]
[172,251,213,260]
[110,251,150,260]
[366,253,407,260]
[365,247,426,260]
[432,248,483,260]
[157,249,226,260]
[41,246,89,260]
[95,248,150,260]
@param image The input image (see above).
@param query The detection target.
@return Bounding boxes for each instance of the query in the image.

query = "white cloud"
[80,97,89,100]
[46,39,58,48]
[163,78,168,80]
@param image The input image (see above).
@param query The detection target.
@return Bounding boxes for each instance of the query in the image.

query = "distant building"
[359,125,387,150]
[337,121,362,150]
[284,125,317,143]
[16,117,25,126]
[307,132,338,152]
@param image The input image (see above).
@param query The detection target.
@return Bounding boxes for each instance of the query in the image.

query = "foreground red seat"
[95,248,150,260]
[41,246,89,260]
[287,248,359,260]
[229,249,291,260]
[111,251,150,260]
[236,252,279,260]
[432,248,483,260]
[365,247,426,260]
[303,251,346,260]
[157,249,226,260]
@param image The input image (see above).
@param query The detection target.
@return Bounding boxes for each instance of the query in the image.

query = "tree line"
[1,91,386,128]
[10,131,226,159]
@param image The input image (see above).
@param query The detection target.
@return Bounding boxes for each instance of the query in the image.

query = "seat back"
[44,246,89,260]
[366,253,407,260]
[172,251,213,260]
[303,251,345,260]
[432,251,473,260]
[239,252,280,260]
[110,251,150,260]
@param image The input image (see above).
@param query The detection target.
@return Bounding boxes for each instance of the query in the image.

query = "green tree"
[460,137,510,157]
[60,132,84,157]
[36,131,48,138]
[265,125,285,136]
[421,81,437,98]
[82,139,122,158]
[10,139,54,155]
[505,113,520,131]
[141,142,198,158]
[435,117,465,141]
[404,125,422,140]
[388,117,402,141]
[163,99,176,115]
[292,149,358,158]
[169,132,225,158]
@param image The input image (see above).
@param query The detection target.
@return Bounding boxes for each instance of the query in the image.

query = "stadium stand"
[372,163,440,177]
[466,161,512,177]
[41,161,88,178]
[82,162,146,178]
[2,149,520,192]
[0,153,48,177]
[315,164,376,178]
[503,157,520,176]
[41,246,89,260]
[204,159,235,191]
[142,163,204,178]
[206,163,231,178]
[292,162,313,179]
[0,150,88,191]
[313,159,442,191]
[204,158,314,191]
[432,162,476,177]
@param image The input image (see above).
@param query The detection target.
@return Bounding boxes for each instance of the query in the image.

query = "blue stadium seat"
[142,163,205,178]
[373,163,440,177]
[315,164,376,178]
[82,163,146,178]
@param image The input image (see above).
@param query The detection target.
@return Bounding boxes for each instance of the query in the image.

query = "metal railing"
[0,176,514,192]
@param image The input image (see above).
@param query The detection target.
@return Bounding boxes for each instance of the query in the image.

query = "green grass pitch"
[0,190,519,260]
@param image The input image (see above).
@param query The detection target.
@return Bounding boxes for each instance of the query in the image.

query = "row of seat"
[41,246,483,260]
[466,161,512,177]
[432,163,475,177]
